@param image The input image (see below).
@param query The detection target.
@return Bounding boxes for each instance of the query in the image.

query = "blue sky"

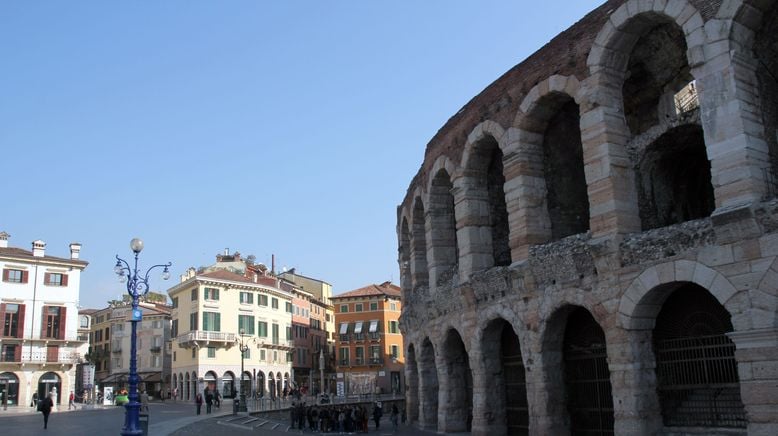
[1,1,604,308]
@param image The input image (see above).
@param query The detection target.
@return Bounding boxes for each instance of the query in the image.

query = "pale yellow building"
[167,268,294,401]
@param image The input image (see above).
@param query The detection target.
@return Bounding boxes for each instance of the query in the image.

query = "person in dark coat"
[195,393,203,415]
[39,393,54,429]
[373,402,383,429]
[205,388,213,414]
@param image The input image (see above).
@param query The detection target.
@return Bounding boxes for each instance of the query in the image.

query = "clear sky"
[1,1,604,308]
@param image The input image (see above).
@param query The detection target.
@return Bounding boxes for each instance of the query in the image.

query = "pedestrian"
[214,390,221,409]
[68,391,75,410]
[390,403,399,433]
[39,393,54,429]
[140,390,150,414]
[195,393,203,415]
[31,391,39,408]
[173,387,178,403]
[205,388,213,414]
[373,401,383,429]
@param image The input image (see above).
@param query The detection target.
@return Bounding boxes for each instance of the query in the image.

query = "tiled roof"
[332,281,401,299]
[0,246,89,266]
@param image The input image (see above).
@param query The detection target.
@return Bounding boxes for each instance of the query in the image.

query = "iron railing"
[654,334,746,428]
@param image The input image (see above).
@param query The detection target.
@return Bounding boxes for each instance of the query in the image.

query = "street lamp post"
[319,350,325,399]
[237,329,250,413]
[114,238,171,436]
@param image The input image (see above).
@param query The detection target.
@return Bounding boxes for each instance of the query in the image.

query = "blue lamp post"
[114,238,171,436]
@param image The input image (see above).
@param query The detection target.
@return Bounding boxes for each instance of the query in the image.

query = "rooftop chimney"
[0,232,9,248]
[32,240,46,257]
[224,248,230,256]
[70,242,82,259]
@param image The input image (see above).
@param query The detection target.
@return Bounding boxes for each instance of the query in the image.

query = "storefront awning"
[339,323,349,335]
[354,321,363,334]
[368,320,379,333]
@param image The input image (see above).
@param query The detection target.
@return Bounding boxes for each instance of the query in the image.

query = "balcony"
[369,357,383,365]
[150,346,162,353]
[0,351,81,365]
[339,334,350,342]
[369,332,381,341]
[259,338,294,351]
[176,330,236,348]
[355,357,364,365]
[339,359,350,366]
[353,333,365,342]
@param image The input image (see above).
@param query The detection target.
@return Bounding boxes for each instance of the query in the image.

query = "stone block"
[697,245,735,267]
[759,233,778,257]
[674,259,696,281]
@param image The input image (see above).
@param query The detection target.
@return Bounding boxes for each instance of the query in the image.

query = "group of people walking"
[290,401,401,433]
[195,387,221,415]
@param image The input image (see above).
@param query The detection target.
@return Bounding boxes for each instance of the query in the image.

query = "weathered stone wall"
[397,1,778,435]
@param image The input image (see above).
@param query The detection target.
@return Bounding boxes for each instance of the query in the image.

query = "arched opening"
[184,373,190,401]
[468,135,511,267]
[276,372,283,398]
[637,124,714,229]
[419,338,439,430]
[242,371,252,397]
[652,283,746,428]
[428,169,458,287]
[0,372,19,406]
[406,344,420,423]
[204,371,217,396]
[753,5,778,193]
[268,373,276,399]
[563,308,614,435]
[540,97,590,240]
[622,15,693,135]
[222,371,235,398]
[256,371,265,398]
[411,197,429,290]
[399,219,412,295]
[481,318,529,435]
[38,372,62,404]
[442,329,473,432]
[191,371,197,402]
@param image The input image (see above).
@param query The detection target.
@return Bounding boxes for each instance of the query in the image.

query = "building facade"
[332,282,403,397]
[0,232,88,407]
[168,258,295,401]
[397,1,778,435]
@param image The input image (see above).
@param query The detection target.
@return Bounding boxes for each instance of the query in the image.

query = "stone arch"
[398,217,412,296]
[476,316,529,436]
[512,75,589,249]
[405,342,420,424]
[457,120,512,274]
[411,196,430,290]
[426,162,459,290]
[618,260,743,330]
[439,328,474,433]
[418,337,439,431]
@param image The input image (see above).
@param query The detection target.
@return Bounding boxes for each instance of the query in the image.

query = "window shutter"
[17,304,25,339]
[62,274,69,286]
[22,270,29,283]
[44,273,51,284]
[2,269,8,281]
[59,306,67,339]
[41,305,48,338]
[215,313,221,332]
[0,303,5,336]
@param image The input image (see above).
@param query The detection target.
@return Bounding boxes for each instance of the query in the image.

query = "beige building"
[168,263,294,401]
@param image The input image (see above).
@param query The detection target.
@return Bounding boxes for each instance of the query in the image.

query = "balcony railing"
[355,357,364,365]
[353,333,365,341]
[339,334,350,342]
[150,346,162,353]
[369,357,383,365]
[0,351,81,364]
[339,359,350,366]
[176,330,236,348]
[369,332,381,341]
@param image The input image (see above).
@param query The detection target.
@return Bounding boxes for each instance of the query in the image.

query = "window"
[172,297,178,308]
[355,346,364,365]
[3,304,23,338]
[286,351,293,363]
[271,298,279,309]
[354,321,364,338]
[171,319,179,337]
[202,312,221,332]
[44,273,67,286]
[272,323,279,344]
[286,326,292,340]
[370,302,378,311]
[191,288,198,301]
[1,344,18,362]
[286,302,293,313]
[258,321,268,338]
[44,306,63,339]
[273,351,278,362]
[258,294,268,306]
[339,323,350,341]
[173,351,176,362]
[243,348,251,359]
[151,355,161,367]
[391,345,399,360]
[2,269,27,283]
[355,303,363,312]
[340,304,348,313]
[339,347,350,365]
[113,357,122,369]
[204,287,220,301]
[189,312,198,331]
[260,349,266,361]
[388,321,399,334]
[79,315,89,329]
[370,345,381,364]
[238,315,255,335]
[239,292,253,304]
[390,302,397,311]
[191,348,196,359]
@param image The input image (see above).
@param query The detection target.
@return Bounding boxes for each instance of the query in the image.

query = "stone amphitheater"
[396,0,778,435]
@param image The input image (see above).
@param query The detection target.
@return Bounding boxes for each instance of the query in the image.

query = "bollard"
[139,413,149,436]
[233,398,239,415]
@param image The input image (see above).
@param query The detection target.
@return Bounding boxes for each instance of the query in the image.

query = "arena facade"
[396,0,778,435]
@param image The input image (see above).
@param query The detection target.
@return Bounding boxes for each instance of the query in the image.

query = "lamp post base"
[238,393,247,412]
[121,401,143,436]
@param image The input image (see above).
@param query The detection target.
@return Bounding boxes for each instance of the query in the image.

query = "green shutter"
[215,313,221,332]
